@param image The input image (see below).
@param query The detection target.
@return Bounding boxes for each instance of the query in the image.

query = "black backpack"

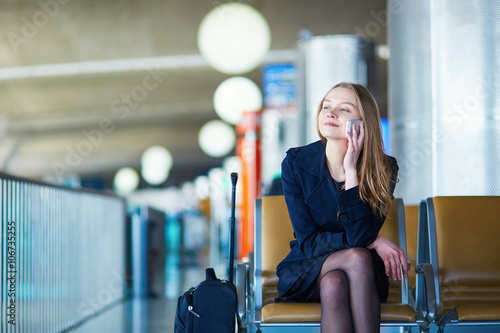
[174,173,240,333]
[174,268,237,333]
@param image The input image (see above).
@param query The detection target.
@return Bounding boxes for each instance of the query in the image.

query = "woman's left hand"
[367,235,407,281]
[343,121,365,173]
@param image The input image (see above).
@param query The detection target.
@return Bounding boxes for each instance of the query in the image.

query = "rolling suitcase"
[174,172,240,333]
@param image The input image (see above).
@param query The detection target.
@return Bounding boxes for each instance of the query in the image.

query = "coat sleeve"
[281,153,349,258]
[335,156,399,247]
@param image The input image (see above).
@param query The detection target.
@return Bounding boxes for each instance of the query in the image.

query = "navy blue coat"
[276,140,398,302]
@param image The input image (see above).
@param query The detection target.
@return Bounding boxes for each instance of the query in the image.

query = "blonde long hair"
[317,82,396,216]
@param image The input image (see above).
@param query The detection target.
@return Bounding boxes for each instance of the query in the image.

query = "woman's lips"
[324,122,339,127]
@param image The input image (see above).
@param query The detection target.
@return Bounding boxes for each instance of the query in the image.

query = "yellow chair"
[249,195,427,332]
[418,196,500,332]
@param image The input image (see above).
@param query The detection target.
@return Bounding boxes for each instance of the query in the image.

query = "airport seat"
[248,195,427,332]
[417,196,500,332]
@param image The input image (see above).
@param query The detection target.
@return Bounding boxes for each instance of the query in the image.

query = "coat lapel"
[294,141,339,217]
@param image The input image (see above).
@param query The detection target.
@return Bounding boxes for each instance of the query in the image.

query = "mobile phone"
[345,119,362,138]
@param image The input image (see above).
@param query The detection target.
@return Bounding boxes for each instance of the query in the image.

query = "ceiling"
[0,0,387,190]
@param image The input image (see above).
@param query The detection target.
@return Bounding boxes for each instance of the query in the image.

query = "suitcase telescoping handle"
[228,172,238,285]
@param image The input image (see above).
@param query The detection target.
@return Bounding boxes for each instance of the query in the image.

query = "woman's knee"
[319,270,349,303]
[345,247,373,271]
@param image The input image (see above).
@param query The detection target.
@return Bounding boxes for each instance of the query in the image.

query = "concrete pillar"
[389,0,500,203]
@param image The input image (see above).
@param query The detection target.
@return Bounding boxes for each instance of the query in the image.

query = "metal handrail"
[0,173,126,332]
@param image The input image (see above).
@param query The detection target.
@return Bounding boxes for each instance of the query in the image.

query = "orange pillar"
[236,110,262,260]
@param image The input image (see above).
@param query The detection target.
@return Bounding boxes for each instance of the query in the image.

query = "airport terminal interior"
[1,0,499,332]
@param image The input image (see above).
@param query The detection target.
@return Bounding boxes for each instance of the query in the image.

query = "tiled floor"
[71,252,220,333]
[70,298,180,333]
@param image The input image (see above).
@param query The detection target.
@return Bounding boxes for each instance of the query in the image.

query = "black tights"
[311,247,380,333]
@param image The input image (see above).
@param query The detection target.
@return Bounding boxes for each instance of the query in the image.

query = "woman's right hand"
[367,235,407,281]
[343,121,364,190]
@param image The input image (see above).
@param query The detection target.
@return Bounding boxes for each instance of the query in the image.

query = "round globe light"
[141,145,173,185]
[214,77,263,125]
[198,2,271,74]
[198,120,236,157]
[114,167,139,195]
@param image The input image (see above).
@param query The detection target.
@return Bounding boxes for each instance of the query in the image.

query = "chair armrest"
[415,263,437,321]
[401,261,411,305]
[235,263,250,329]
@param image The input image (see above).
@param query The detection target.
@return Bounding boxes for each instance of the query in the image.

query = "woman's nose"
[327,111,337,118]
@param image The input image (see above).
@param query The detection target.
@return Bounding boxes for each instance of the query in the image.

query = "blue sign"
[380,118,391,155]
[262,64,297,108]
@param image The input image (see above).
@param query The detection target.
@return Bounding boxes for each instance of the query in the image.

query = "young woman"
[276,82,407,333]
